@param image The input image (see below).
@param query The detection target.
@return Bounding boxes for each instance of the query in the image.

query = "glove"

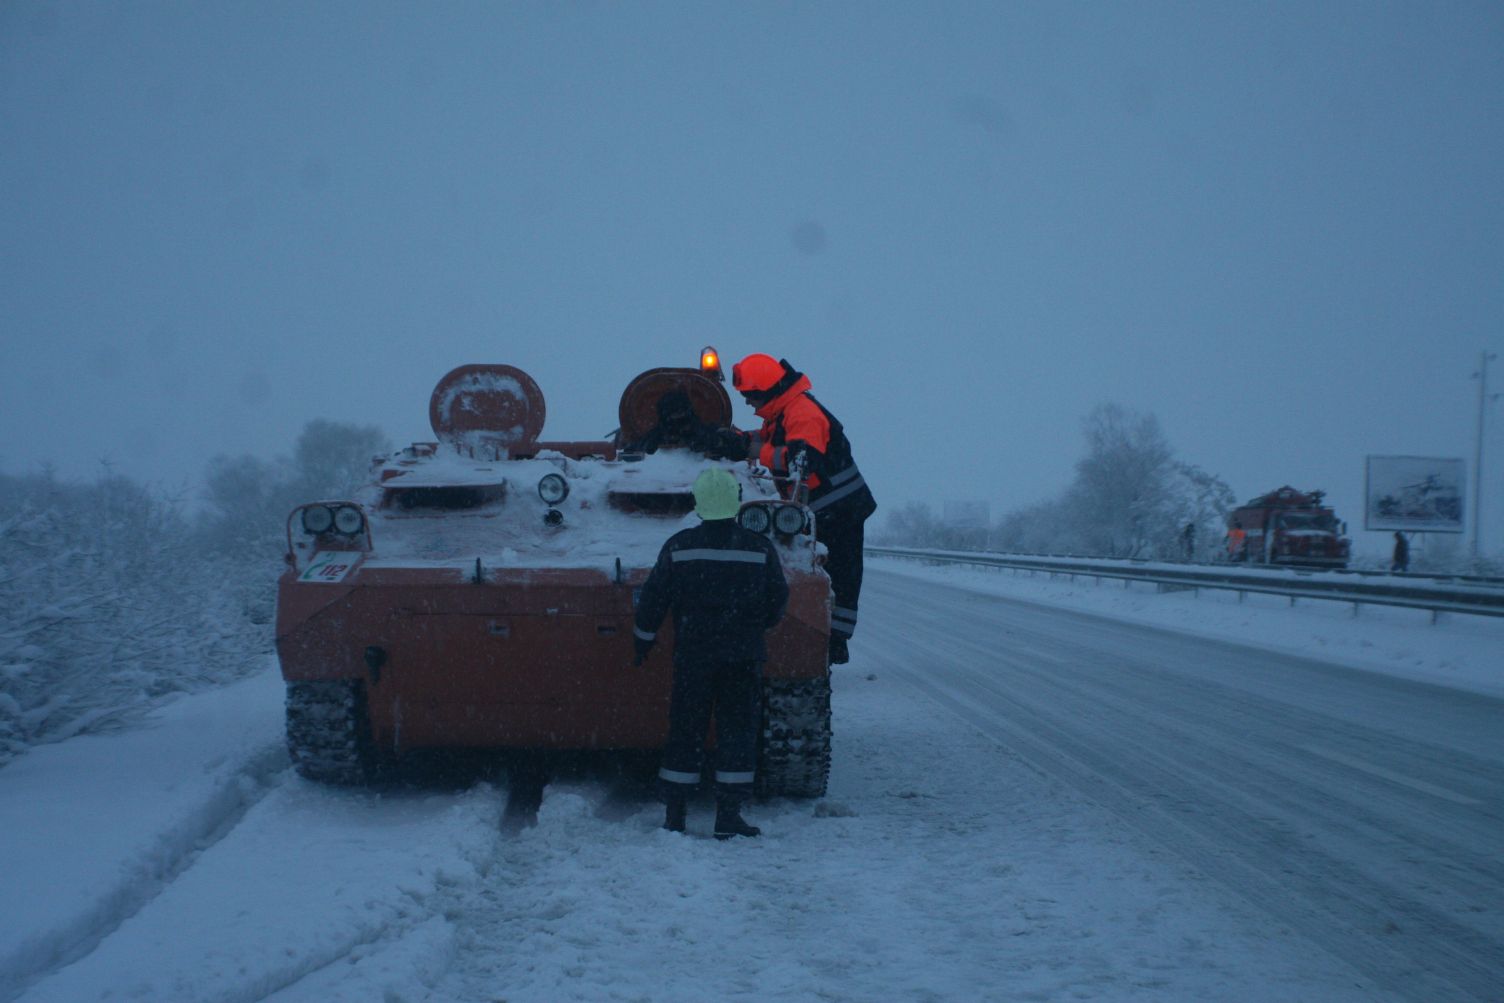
[703,427,749,461]
[633,636,655,667]
[684,424,718,454]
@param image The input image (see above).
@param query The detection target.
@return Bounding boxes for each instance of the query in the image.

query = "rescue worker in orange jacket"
[1226,521,1247,561]
[718,354,877,665]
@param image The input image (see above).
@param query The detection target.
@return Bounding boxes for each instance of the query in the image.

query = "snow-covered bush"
[0,473,268,764]
[889,404,1236,561]
[1039,404,1234,559]
[0,419,390,767]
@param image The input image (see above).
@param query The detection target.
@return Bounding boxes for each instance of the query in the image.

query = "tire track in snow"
[18,776,510,1003]
[247,784,513,1003]
[1,741,290,1002]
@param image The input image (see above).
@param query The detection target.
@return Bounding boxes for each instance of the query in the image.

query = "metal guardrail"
[866,546,1504,621]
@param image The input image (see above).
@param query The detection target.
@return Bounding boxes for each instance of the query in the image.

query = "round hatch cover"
[429,365,546,454]
[618,369,732,447]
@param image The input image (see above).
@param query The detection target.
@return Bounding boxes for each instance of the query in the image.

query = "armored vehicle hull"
[276,361,833,796]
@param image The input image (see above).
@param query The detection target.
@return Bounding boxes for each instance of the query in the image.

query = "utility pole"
[1473,351,1499,559]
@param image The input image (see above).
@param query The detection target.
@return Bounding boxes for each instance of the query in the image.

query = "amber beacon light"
[700,346,724,380]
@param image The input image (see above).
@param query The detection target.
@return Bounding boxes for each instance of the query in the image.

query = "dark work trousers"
[818,513,866,641]
[658,658,762,799]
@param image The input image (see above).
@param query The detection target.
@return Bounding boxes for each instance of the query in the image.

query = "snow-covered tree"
[1066,404,1179,557]
[0,419,391,766]
[291,419,390,501]
[873,501,941,547]
[200,419,389,556]
[0,473,266,764]
[992,403,1234,560]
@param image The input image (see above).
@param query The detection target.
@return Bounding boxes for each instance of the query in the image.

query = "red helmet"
[732,353,783,393]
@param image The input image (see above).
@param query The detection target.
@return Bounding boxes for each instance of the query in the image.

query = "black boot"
[829,635,849,665]
[714,799,760,840]
[663,797,687,833]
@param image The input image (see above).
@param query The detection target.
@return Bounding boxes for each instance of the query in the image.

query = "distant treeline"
[875,403,1236,562]
[0,420,388,766]
[874,403,1503,576]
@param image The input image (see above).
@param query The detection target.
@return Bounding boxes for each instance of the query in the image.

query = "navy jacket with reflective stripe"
[634,519,789,662]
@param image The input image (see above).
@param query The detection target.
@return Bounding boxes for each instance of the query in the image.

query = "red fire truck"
[1225,486,1351,569]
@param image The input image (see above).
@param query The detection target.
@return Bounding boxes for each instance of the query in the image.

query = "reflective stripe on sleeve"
[659,768,700,785]
[634,626,656,641]
[826,465,861,486]
[671,549,767,564]
[832,606,858,627]
[714,770,755,784]
[809,473,868,511]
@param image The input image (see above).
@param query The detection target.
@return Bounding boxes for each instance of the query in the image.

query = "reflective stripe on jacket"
[634,519,790,662]
[753,374,876,520]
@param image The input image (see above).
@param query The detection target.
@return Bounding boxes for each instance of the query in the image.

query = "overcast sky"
[3,1,1501,553]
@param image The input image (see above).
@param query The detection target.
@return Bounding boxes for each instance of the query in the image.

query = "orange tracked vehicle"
[275,353,833,796]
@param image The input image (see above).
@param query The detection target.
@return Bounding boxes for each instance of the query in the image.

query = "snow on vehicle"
[275,354,833,797]
[1225,486,1351,569]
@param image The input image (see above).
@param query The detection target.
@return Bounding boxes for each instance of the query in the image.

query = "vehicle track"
[3,742,289,1003]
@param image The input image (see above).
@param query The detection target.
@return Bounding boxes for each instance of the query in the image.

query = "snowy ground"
[2,562,1499,1001]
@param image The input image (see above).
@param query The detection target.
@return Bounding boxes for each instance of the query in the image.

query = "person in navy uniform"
[633,468,789,838]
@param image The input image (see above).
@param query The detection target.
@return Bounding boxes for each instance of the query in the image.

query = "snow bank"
[22,783,500,1003]
[4,664,501,1003]
[0,667,286,999]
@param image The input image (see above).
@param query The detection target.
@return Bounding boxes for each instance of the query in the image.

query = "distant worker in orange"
[1226,520,1247,562]
[716,355,877,665]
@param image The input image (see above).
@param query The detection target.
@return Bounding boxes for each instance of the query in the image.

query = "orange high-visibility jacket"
[747,374,875,519]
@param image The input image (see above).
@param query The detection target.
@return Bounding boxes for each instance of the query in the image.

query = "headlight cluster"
[302,504,365,536]
[773,504,807,535]
[538,473,570,527]
[738,503,809,536]
[738,505,771,534]
[538,473,570,504]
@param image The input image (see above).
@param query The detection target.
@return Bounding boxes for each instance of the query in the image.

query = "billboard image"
[1364,456,1466,533]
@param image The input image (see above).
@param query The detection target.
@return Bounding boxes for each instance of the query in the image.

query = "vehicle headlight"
[302,505,334,534]
[738,505,771,534]
[333,505,364,535]
[773,504,807,536]
[538,473,569,504]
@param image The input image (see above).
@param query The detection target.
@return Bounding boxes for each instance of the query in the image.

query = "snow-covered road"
[862,571,1504,1002]
[4,566,1500,1001]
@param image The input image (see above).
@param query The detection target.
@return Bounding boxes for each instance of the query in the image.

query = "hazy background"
[4,1,1501,556]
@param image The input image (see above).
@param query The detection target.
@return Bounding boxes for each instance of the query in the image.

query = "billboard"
[1364,456,1466,533]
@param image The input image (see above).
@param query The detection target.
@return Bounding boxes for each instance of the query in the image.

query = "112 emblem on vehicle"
[299,552,363,583]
